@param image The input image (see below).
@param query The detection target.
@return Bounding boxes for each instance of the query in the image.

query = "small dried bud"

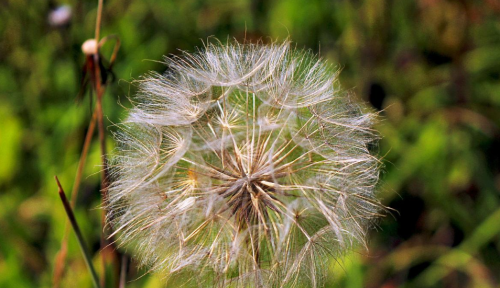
[107,40,382,287]
[81,39,98,55]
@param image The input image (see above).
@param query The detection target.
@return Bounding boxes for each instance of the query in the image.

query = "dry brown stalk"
[53,0,122,286]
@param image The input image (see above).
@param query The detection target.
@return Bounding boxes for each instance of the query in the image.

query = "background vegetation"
[1,0,499,287]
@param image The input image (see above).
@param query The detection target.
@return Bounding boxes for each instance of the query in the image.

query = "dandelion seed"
[107,40,382,287]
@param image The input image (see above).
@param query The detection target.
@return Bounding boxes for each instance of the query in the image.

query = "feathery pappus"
[107,40,383,287]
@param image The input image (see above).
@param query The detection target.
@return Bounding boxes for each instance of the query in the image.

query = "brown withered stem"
[93,2,111,286]
[53,0,122,286]
[119,254,128,288]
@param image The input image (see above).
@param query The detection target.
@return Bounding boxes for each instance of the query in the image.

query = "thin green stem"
[53,111,97,287]
[55,176,101,288]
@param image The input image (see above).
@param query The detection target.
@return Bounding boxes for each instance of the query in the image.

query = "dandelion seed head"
[107,40,382,287]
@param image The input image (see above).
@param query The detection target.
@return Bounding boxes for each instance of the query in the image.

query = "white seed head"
[81,39,98,55]
[107,40,382,287]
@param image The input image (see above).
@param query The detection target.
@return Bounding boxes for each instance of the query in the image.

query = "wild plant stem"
[94,47,109,288]
[119,254,128,288]
[72,110,98,206]
[94,1,113,285]
[55,176,101,288]
[53,110,97,287]
[55,0,122,286]
[95,0,103,42]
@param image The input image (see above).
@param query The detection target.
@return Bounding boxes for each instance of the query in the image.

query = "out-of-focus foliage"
[0,0,499,287]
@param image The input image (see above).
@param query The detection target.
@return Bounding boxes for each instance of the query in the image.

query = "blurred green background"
[1,0,500,287]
